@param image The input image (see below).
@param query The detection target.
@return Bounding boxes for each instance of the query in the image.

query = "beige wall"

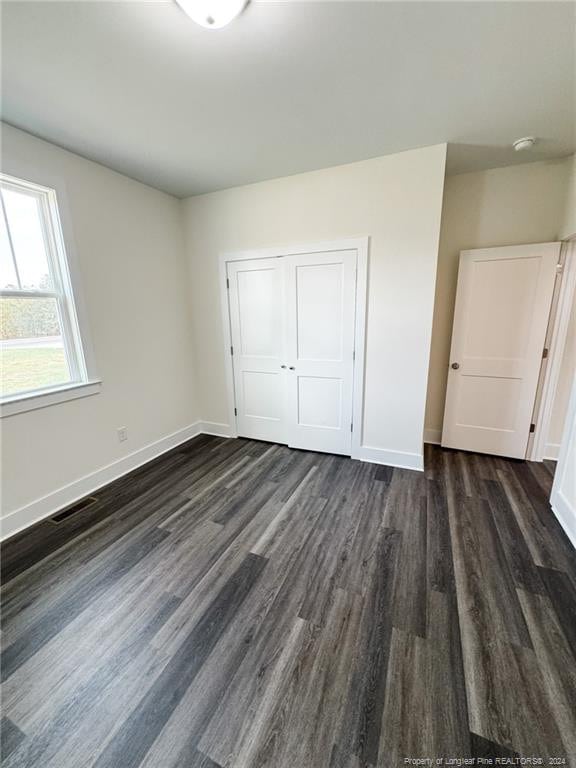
[426,158,573,447]
[1,125,199,529]
[182,144,447,469]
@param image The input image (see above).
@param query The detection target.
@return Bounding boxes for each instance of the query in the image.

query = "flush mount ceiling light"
[175,0,248,28]
[513,136,536,152]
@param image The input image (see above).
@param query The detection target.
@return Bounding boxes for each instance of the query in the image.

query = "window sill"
[0,380,102,418]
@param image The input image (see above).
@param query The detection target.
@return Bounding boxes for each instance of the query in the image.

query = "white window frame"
[0,172,100,417]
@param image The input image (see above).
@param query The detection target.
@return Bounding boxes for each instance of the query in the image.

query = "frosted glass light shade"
[175,0,247,29]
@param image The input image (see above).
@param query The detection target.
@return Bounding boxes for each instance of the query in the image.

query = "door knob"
[280,365,287,369]
[289,366,295,370]
[451,362,460,370]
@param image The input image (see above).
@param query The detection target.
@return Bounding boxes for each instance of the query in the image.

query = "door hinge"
[352,350,355,361]
[350,422,353,432]
[530,423,535,433]
[226,277,230,289]
[556,263,564,274]
[542,347,549,359]
[230,345,234,356]
[234,407,237,416]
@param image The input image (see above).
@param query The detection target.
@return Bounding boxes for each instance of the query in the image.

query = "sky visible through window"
[1,184,71,397]
[1,188,53,290]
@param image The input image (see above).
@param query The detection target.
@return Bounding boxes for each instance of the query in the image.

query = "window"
[1,173,94,409]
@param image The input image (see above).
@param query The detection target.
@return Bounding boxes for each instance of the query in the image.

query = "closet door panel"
[227,258,287,444]
[285,250,356,455]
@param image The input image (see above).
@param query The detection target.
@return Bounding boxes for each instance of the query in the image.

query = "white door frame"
[219,237,369,459]
[549,369,576,549]
[529,236,576,461]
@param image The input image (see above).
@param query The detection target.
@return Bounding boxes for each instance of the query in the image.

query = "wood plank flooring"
[1,436,575,767]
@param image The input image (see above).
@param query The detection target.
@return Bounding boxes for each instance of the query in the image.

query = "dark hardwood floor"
[1,435,575,767]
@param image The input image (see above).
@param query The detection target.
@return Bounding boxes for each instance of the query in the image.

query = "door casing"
[219,237,369,459]
[529,238,576,461]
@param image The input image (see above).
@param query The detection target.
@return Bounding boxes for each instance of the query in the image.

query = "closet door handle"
[280,364,287,369]
[289,366,295,370]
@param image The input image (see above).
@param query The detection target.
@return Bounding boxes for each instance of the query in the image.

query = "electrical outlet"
[117,426,128,443]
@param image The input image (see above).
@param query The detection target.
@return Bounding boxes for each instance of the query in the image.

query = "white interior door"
[284,250,356,455]
[441,242,560,458]
[227,257,286,444]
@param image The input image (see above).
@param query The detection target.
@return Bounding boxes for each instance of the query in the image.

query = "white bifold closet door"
[227,257,286,445]
[227,250,356,455]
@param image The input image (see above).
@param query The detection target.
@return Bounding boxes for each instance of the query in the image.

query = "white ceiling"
[1,1,574,197]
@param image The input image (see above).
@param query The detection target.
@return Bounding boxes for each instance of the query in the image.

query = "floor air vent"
[49,496,99,524]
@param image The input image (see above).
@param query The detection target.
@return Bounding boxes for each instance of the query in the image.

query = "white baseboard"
[2,424,422,540]
[197,421,234,438]
[551,493,576,551]
[544,443,561,460]
[1,421,205,542]
[424,428,442,445]
[356,445,424,472]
